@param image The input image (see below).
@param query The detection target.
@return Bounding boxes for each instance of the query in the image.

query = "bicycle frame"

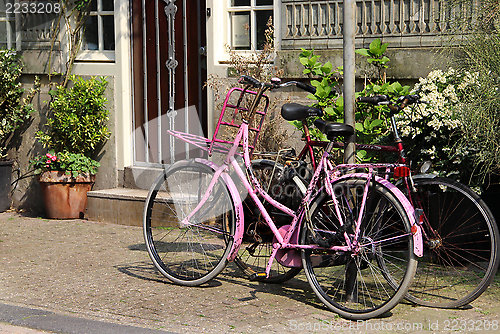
[296,120,405,171]
[292,104,442,247]
[180,118,423,277]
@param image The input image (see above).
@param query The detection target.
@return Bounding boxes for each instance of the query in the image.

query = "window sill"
[76,51,115,62]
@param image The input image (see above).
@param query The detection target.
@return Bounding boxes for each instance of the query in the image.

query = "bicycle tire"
[301,176,417,320]
[405,177,500,308]
[143,160,235,286]
[234,159,303,283]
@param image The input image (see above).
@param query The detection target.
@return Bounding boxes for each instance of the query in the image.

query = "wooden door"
[131,0,207,165]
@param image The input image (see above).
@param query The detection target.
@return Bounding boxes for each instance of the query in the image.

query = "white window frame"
[227,0,275,52]
[0,7,20,50]
[78,0,115,62]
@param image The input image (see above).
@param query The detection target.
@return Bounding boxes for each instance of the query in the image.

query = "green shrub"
[294,48,342,141]
[0,50,39,159]
[297,39,410,162]
[454,31,500,187]
[36,75,110,158]
[437,0,500,187]
[30,151,100,177]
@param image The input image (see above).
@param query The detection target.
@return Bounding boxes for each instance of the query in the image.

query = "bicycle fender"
[395,173,437,188]
[194,158,244,261]
[335,173,423,257]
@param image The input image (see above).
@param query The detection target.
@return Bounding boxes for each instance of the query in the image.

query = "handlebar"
[239,75,262,88]
[357,95,390,104]
[357,94,422,116]
[357,94,421,106]
[238,75,317,94]
[296,81,317,94]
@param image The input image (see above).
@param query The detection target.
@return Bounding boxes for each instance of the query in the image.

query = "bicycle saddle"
[281,103,323,121]
[314,119,354,139]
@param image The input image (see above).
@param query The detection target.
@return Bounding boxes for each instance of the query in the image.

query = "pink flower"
[45,164,50,168]
[46,153,57,161]
[46,160,51,164]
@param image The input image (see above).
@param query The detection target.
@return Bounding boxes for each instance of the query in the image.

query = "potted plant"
[34,75,110,219]
[0,50,39,212]
[30,151,100,218]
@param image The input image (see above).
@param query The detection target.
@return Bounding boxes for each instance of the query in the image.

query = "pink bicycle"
[143,76,423,319]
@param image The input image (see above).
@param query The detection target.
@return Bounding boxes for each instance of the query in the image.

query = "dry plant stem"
[46,1,91,88]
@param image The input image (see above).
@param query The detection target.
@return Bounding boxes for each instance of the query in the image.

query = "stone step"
[86,188,149,226]
[123,166,163,190]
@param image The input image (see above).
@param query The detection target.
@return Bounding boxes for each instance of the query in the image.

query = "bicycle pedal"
[249,272,267,281]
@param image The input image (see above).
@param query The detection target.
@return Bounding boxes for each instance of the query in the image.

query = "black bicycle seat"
[281,103,323,121]
[314,119,354,139]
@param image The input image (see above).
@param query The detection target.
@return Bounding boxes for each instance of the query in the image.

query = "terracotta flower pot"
[38,171,95,219]
[0,160,13,212]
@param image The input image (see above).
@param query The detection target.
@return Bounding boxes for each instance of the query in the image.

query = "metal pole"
[343,0,356,164]
[343,0,358,302]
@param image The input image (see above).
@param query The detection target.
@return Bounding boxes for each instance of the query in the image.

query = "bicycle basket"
[209,87,269,156]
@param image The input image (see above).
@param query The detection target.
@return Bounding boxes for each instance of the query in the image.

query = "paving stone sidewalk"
[0,212,499,334]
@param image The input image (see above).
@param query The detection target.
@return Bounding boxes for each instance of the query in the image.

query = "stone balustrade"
[280,0,476,49]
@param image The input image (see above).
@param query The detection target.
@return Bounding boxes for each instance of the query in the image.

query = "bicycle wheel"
[405,177,500,308]
[234,159,303,283]
[143,160,235,286]
[301,177,417,320]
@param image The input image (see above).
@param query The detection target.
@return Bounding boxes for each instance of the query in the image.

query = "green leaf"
[335,96,344,112]
[363,118,371,130]
[311,80,321,87]
[299,57,309,66]
[355,49,370,57]
[357,150,367,158]
[324,107,335,115]
[390,81,403,91]
[371,119,384,128]
[369,38,382,55]
[299,48,312,57]
[380,42,389,54]
[355,123,364,132]
[308,55,319,67]
[321,61,333,74]
[316,86,327,98]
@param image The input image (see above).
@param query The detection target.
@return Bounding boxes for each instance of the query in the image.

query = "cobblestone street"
[0,212,499,333]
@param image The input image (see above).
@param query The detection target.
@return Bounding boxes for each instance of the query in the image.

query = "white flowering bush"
[396,68,480,184]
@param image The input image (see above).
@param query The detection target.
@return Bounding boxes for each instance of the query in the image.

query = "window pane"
[102,15,115,50]
[89,0,97,11]
[0,22,6,45]
[0,0,6,17]
[256,10,272,50]
[231,0,250,6]
[102,0,113,11]
[82,15,98,50]
[0,20,15,48]
[256,0,273,5]
[231,11,250,50]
